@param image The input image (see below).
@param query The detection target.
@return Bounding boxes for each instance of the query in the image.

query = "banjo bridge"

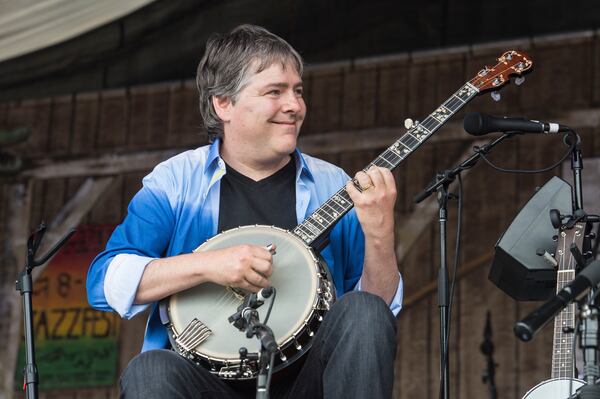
[175,318,213,353]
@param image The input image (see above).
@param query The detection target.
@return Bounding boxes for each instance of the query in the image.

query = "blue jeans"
[120,291,397,398]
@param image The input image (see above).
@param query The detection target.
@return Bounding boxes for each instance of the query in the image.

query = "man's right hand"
[203,244,274,292]
[134,244,274,304]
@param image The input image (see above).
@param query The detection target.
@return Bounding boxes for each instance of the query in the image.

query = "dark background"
[1,0,598,100]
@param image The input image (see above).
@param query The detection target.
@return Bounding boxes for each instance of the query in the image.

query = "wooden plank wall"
[1,31,600,398]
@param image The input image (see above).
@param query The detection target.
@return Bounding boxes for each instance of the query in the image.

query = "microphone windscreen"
[463,113,487,136]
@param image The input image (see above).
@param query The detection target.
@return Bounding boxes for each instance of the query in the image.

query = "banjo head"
[164,225,326,366]
[522,378,586,398]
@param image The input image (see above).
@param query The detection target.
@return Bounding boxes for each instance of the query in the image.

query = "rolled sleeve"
[104,253,155,318]
[354,272,404,316]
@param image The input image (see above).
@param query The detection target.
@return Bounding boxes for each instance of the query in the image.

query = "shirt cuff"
[354,272,403,317]
[104,253,155,319]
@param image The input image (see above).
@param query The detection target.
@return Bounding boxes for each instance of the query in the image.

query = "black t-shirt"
[217,157,297,232]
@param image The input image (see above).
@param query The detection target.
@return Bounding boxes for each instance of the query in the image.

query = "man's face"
[220,61,306,163]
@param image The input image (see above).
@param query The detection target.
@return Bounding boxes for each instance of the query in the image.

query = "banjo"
[522,222,586,398]
[160,50,533,380]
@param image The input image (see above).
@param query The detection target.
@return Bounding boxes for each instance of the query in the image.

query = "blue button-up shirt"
[87,140,403,351]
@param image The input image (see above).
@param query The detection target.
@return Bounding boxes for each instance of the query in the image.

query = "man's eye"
[267,90,281,96]
[295,88,304,96]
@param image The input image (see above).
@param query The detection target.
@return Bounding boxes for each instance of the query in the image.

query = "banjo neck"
[291,50,532,249]
[550,222,585,379]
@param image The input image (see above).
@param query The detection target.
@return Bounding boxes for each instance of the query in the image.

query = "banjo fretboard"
[291,50,532,248]
[291,82,479,247]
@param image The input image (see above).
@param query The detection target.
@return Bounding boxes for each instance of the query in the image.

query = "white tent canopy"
[0,0,156,63]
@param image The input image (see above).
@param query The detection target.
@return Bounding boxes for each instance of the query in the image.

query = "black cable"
[439,174,463,399]
[263,288,276,325]
[570,317,581,397]
[592,223,600,260]
[474,131,577,174]
[265,351,275,394]
[261,288,277,397]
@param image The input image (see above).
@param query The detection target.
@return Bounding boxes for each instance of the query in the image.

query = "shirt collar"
[293,148,314,183]
[204,138,314,182]
[204,138,223,174]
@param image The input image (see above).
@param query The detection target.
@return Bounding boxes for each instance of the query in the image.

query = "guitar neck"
[550,222,585,379]
[292,82,479,247]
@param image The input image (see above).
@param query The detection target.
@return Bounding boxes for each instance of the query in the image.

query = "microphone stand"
[229,289,277,398]
[15,223,75,399]
[414,133,511,399]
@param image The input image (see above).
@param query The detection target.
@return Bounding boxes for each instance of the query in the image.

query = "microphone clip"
[228,287,274,332]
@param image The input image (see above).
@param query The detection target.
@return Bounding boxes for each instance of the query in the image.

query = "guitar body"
[522,378,585,398]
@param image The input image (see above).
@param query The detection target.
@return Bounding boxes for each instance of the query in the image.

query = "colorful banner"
[14,225,119,390]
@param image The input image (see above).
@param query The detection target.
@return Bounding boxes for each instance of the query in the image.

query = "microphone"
[514,260,600,342]
[464,112,570,136]
[256,286,274,303]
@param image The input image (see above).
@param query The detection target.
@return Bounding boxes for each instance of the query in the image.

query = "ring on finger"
[353,177,374,193]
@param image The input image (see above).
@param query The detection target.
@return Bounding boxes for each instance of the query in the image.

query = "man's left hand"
[346,166,397,240]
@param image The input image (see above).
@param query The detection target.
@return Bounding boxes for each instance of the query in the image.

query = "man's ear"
[212,95,232,122]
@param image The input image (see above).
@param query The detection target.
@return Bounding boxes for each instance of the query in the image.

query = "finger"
[244,270,270,290]
[247,245,274,261]
[353,171,373,191]
[251,258,273,278]
[242,282,264,293]
[379,167,396,190]
[365,166,386,189]
[346,180,361,198]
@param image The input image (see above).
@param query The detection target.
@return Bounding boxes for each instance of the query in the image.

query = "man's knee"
[327,291,396,340]
[121,350,184,388]
[337,291,395,322]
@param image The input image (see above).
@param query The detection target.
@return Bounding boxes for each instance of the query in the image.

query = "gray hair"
[196,24,304,142]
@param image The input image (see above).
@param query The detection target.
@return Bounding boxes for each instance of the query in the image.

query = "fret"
[383,149,400,163]
[307,215,327,230]
[322,201,342,218]
[303,218,324,235]
[398,140,412,152]
[414,123,432,135]
[389,147,406,161]
[421,118,439,133]
[405,132,421,143]
[375,155,394,168]
[313,209,335,225]
[444,94,466,106]
[293,224,314,241]
[431,105,453,123]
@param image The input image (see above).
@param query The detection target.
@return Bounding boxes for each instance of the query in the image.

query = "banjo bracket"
[174,318,213,353]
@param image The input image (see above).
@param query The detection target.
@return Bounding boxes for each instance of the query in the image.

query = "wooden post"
[32,176,115,281]
[0,182,33,399]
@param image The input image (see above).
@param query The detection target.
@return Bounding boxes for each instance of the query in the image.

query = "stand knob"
[549,209,564,229]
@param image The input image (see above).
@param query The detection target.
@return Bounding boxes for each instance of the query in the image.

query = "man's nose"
[283,92,303,113]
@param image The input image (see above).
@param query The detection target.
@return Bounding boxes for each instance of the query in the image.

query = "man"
[87,24,402,398]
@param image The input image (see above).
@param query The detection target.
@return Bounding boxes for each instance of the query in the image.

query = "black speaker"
[488,176,573,301]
